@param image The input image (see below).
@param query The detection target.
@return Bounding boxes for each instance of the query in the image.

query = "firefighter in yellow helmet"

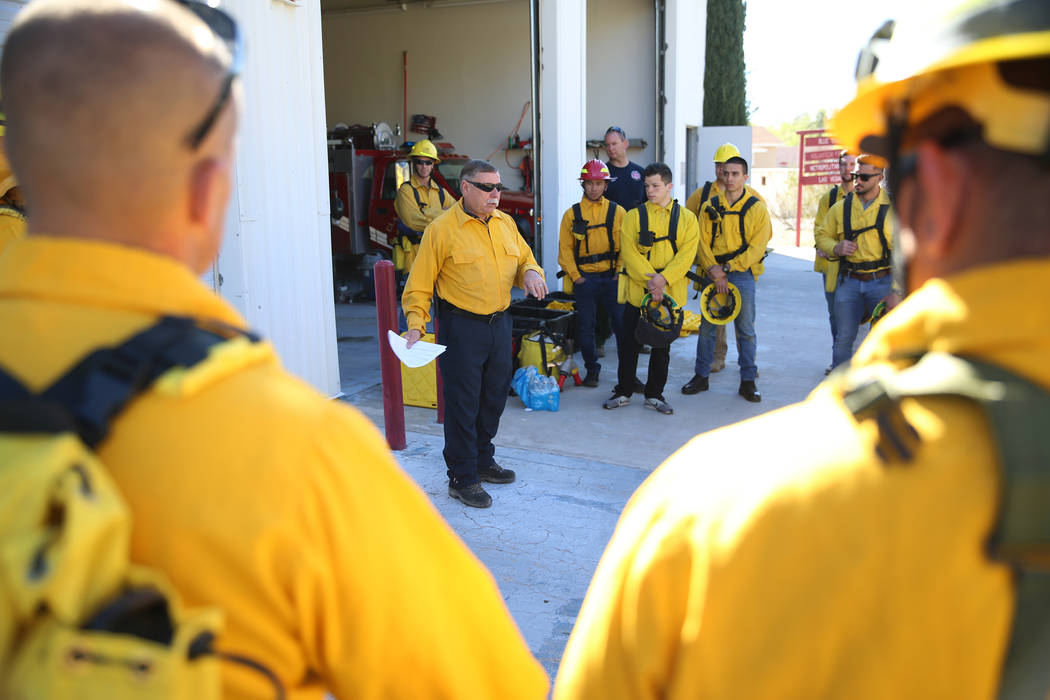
[554,2,1050,698]
[558,159,625,388]
[393,138,451,275]
[0,112,26,256]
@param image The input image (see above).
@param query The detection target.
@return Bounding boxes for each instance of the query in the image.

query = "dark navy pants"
[436,304,513,486]
[573,272,623,374]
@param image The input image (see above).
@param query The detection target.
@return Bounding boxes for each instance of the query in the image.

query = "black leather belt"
[843,268,891,281]
[438,299,505,325]
[581,270,616,279]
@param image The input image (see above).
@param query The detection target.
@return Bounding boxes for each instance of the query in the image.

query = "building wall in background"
[585,0,656,167]
[321,1,533,189]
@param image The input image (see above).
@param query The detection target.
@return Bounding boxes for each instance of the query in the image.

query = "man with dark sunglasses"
[403,160,548,509]
[0,2,548,697]
[815,154,897,368]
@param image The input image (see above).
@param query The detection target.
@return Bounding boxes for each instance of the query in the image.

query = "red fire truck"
[328,123,535,267]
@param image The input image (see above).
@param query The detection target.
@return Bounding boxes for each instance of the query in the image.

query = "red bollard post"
[374,260,407,450]
[434,314,444,425]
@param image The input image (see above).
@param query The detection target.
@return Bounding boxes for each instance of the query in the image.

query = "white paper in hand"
[387,330,446,368]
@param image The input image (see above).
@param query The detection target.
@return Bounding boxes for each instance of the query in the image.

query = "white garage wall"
[585,0,656,167]
[321,1,534,189]
[215,0,341,398]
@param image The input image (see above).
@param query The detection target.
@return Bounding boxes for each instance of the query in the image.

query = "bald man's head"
[1,0,239,267]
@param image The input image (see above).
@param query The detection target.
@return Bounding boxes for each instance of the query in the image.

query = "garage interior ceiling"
[321,0,517,16]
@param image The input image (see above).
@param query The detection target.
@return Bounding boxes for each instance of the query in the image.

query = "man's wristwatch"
[721,263,731,274]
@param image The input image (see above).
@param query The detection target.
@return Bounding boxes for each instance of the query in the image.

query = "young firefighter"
[683,155,772,402]
[604,162,698,415]
[558,159,624,388]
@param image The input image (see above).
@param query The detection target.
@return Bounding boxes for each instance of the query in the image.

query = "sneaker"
[603,393,630,409]
[634,377,647,394]
[681,374,709,394]
[738,380,762,403]
[449,481,492,508]
[644,396,674,415]
[582,369,600,387]
[478,463,516,484]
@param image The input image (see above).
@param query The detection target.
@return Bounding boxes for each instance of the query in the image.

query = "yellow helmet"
[832,0,1050,160]
[699,283,742,325]
[407,139,440,163]
[713,143,741,163]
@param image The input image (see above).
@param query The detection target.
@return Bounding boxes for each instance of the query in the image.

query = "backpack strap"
[700,181,712,206]
[437,186,446,207]
[839,352,1050,698]
[829,185,839,208]
[0,316,259,448]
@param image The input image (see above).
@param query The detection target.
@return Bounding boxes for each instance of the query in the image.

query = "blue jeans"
[574,273,623,374]
[695,270,757,380]
[823,278,837,365]
[831,273,892,368]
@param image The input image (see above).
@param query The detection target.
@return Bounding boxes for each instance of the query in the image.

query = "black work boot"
[738,380,761,403]
[449,481,492,508]
[478,463,516,484]
[681,374,709,394]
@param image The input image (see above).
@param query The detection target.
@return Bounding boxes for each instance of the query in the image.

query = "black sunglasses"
[176,0,244,150]
[465,180,506,193]
[412,158,435,167]
[852,172,883,182]
[605,126,626,138]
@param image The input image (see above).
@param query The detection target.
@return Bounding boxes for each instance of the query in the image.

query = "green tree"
[770,110,828,145]
[704,0,748,125]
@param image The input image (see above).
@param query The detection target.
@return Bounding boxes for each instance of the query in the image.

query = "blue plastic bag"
[512,366,560,412]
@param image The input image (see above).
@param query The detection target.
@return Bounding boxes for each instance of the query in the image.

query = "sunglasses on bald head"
[464,180,506,193]
[175,0,243,151]
[852,171,883,182]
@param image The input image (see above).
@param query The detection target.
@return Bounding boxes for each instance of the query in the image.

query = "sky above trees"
[743,0,913,129]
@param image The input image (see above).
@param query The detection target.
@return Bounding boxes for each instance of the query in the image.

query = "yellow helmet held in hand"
[713,143,741,163]
[831,0,1050,163]
[699,283,742,325]
[407,139,440,163]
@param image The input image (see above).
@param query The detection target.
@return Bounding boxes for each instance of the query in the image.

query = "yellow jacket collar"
[855,258,1050,388]
[410,174,440,191]
[453,199,510,226]
[0,236,246,327]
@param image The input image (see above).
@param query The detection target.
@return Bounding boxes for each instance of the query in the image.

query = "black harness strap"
[571,201,618,269]
[829,185,840,209]
[637,201,681,259]
[398,183,446,242]
[700,181,712,207]
[0,316,258,449]
[842,192,891,273]
[708,195,759,265]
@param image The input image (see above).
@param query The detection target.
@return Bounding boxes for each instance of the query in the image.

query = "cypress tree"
[703,0,748,125]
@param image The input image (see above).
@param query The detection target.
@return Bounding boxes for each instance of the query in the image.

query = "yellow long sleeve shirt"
[685,182,764,218]
[815,187,894,271]
[697,190,772,279]
[813,183,851,273]
[555,258,1050,700]
[0,236,549,700]
[393,174,451,234]
[619,200,699,308]
[402,201,544,331]
[558,196,623,281]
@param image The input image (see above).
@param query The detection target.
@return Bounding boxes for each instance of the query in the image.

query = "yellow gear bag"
[517,332,566,377]
[0,316,283,700]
